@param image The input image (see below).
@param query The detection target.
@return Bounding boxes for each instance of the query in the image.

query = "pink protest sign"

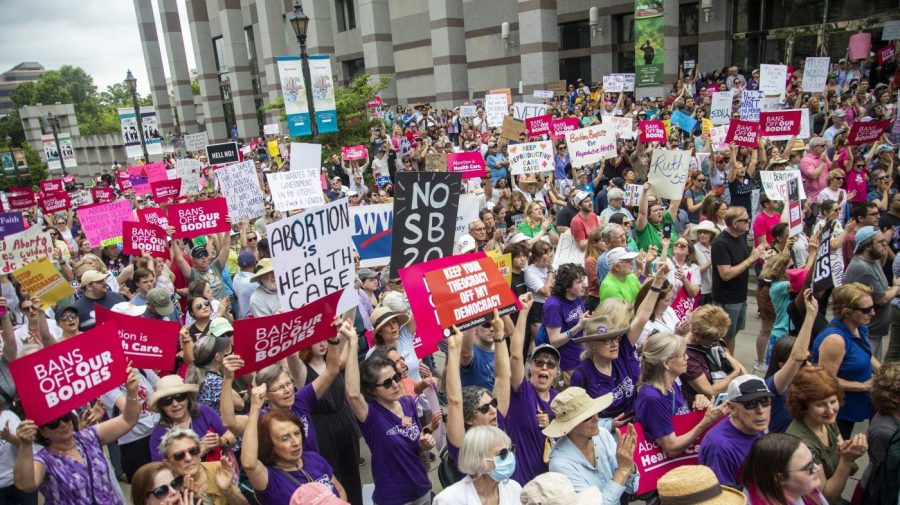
[550,117,579,140]
[77,199,135,247]
[878,45,895,65]
[446,152,487,179]
[151,178,182,204]
[847,119,890,145]
[726,119,760,148]
[7,189,35,210]
[168,197,230,239]
[128,162,168,195]
[525,114,552,137]
[39,179,64,193]
[116,170,132,192]
[137,207,170,230]
[9,321,127,426]
[38,191,71,214]
[95,305,179,370]
[848,32,871,61]
[639,120,668,143]
[366,96,382,108]
[341,145,368,161]
[91,187,115,204]
[760,110,802,137]
[122,221,169,259]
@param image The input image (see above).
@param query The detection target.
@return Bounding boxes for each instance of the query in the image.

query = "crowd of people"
[0,51,900,505]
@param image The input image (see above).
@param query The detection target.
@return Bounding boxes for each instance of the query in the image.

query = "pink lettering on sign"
[525,114,552,137]
[726,119,760,148]
[341,145,369,161]
[38,191,71,214]
[95,305,179,370]
[446,152,487,179]
[847,119,890,146]
[168,197,231,239]
[639,120,668,143]
[122,221,169,259]
[760,110,802,137]
[151,178,182,204]
[550,117,579,140]
[40,179,64,193]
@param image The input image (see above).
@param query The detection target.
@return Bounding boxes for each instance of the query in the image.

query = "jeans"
[887,305,900,363]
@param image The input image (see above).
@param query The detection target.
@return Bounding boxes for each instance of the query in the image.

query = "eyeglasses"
[474,397,500,414]
[59,313,78,322]
[532,359,558,370]
[193,301,211,310]
[866,212,880,216]
[269,382,297,394]
[852,305,875,314]
[42,416,74,429]
[147,476,185,499]
[158,392,189,408]
[789,459,818,475]
[736,397,772,410]
[247,236,257,242]
[486,444,516,462]
[376,372,403,389]
[170,446,201,462]
[21,305,35,312]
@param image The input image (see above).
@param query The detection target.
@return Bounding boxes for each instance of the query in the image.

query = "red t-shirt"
[570,212,599,242]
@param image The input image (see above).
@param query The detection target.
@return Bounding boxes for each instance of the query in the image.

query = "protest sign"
[603,74,625,92]
[884,21,900,40]
[813,221,841,292]
[621,73,636,92]
[484,94,508,128]
[176,158,202,196]
[670,110,698,133]
[623,184,644,207]
[512,103,548,121]
[848,32,871,61]
[137,207,169,230]
[760,170,807,201]
[91,187,115,204]
[10,321,127,426]
[290,143,324,172]
[454,194,480,244]
[168,197,230,239]
[768,108,810,141]
[552,230,586,269]
[0,226,53,274]
[639,120,667,143]
[215,160,265,222]
[550,117,580,140]
[341,145,368,161]
[610,116,634,139]
[230,292,342,377]
[12,257,74,306]
[7,190,35,210]
[500,116,526,142]
[423,256,518,331]
[350,203,392,268]
[38,191,70,214]
[151,179,182,204]
[183,132,207,152]
[40,179,63,193]
[486,249,512,285]
[122,221,168,259]
[760,110,802,137]
[116,170,133,192]
[459,105,477,118]
[726,119,761,148]
[263,123,280,135]
[127,162,167,196]
[546,79,567,96]
[267,169,325,212]
[878,45,895,65]
[787,177,803,237]
[802,57,830,92]
[446,152,487,179]
[389,172,461,278]
[648,149,691,200]
[267,198,357,314]
[525,114,552,137]
[565,125,617,167]
[425,152,447,172]
[267,140,281,158]
[78,199,134,247]
[509,141,554,175]
[624,411,713,494]
[710,92,732,125]
[205,141,240,165]
[95,305,179,371]
[533,90,554,99]
[847,119,890,145]
[69,190,93,208]
[759,64,788,95]
[0,212,24,239]
[739,90,763,121]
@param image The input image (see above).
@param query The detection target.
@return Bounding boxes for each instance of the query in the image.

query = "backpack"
[862,426,900,505]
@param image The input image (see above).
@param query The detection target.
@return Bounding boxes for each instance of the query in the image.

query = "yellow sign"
[701,118,712,136]
[486,250,512,286]
[267,140,280,157]
[662,119,671,139]
[12,257,75,306]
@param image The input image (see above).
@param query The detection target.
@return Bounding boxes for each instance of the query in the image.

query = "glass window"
[679,3,699,36]
[343,58,366,82]
[559,20,590,51]
[617,51,635,73]
[244,27,257,72]
[828,0,895,22]
[559,56,591,85]
[615,13,634,44]
[213,36,227,72]
[335,0,356,32]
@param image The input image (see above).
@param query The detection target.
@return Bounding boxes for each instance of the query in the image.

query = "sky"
[0,0,197,97]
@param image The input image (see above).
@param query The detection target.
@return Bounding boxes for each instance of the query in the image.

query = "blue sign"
[0,212,24,239]
[670,110,698,134]
[350,204,393,268]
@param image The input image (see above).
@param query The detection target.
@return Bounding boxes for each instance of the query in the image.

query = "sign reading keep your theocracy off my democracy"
[423,255,519,331]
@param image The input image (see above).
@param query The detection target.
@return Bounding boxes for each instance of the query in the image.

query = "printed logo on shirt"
[565,306,586,325]
[611,376,635,401]
[386,423,421,441]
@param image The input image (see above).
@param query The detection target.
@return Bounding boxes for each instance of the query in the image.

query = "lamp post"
[125,69,150,163]
[45,112,67,176]
[289,3,318,142]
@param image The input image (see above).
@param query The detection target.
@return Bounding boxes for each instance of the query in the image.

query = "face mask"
[489,452,516,482]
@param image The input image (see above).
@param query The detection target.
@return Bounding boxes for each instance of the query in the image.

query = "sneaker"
[753,362,767,375]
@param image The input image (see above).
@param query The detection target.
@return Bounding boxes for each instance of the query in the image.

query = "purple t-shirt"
[507,380,556,485]
[698,418,760,487]
[634,384,691,441]
[260,383,319,454]
[542,295,586,371]
[448,413,507,464]
[255,451,336,504]
[149,403,227,461]
[359,396,431,505]
[569,335,640,417]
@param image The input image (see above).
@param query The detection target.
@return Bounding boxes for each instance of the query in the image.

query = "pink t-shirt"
[799,151,830,202]
[844,167,867,203]
[753,211,782,247]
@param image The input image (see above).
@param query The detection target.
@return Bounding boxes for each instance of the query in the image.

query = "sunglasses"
[21,305,35,312]
[488,444,517,461]
[247,236,257,242]
[147,476,185,499]
[532,359,558,370]
[832,176,844,180]
[42,416,74,429]
[790,459,818,475]
[193,301,211,310]
[736,397,772,410]
[170,446,200,462]
[476,398,499,414]
[192,250,210,259]
[58,313,78,322]
[376,372,403,389]
[158,392,189,408]
[852,305,875,314]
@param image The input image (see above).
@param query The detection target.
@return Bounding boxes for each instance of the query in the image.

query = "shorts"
[719,302,747,341]
[757,284,775,324]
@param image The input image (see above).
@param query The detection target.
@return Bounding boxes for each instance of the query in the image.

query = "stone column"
[357,0,397,100]
[133,0,176,135]
[218,0,260,140]
[185,0,227,142]
[517,0,559,94]
[256,0,289,124]
[158,0,198,133]
[697,1,730,72]
[303,0,335,56]
[429,0,468,108]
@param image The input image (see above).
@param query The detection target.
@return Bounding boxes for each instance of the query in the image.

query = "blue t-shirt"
[765,375,792,433]
[459,344,495,391]
[698,418,760,487]
[542,295,586,371]
[569,335,640,417]
[634,384,691,441]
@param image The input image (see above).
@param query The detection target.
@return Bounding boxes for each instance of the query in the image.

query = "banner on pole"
[634,0,664,86]
[308,55,339,134]
[277,55,311,138]
[41,133,77,170]
[118,107,163,158]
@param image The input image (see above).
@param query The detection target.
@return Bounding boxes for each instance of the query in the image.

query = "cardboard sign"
[12,257,75,306]
[484,93,508,128]
[726,119,761,148]
[70,190,93,208]
[267,169,325,212]
[91,187,115,204]
[78,199,134,247]
[552,230,586,269]
[848,32,871,61]
[878,45,895,65]
[184,132,208,152]
[459,105,477,118]
[350,203,393,268]
[0,212,24,239]
[205,141,240,165]
[760,170,807,201]
[670,110,698,133]
[7,191,35,210]
[0,226,54,274]
[389,172,462,278]
[546,80,567,96]
[176,158,202,196]
[550,117,579,140]
[446,152,487,179]
[38,191,70,214]
[739,90,763,121]
[847,119,890,145]
[94,305,179,370]
[122,221,168,259]
[151,179,182,203]
[40,179,64,193]
[648,149,691,200]
[759,64,788,95]
[525,114,552,137]
[425,152,448,172]
[509,141,554,175]
[603,74,625,92]
[787,177,803,237]
[565,124,617,168]
[639,120,667,143]
[231,292,341,377]
[341,145,368,161]
[610,116,634,139]
[500,116,526,142]
[884,20,900,40]
[423,256,518,330]
[168,197,230,239]
[710,92,732,125]
[216,160,266,222]
[802,57,830,92]
[512,103,549,121]
[760,110,802,137]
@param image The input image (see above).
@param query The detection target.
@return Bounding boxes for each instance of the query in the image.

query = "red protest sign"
[525,114,552,137]
[151,178,182,204]
[366,96,382,108]
[847,119,890,145]
[725,119,760,148]
[95,305,179,370]
[423,256,519,330]
[878,45,895,65]
[122,221,169,258]
[550,117,579,140]
[231,291,342,377]
[116,170,133,192]
[639,120,668,143]
[167,197,230,239]
[7,190,35,210]
[39,179,64,193]
[760,110,802,137]
[137,207,170,230]
[128,162,168,196]
[446,152,487,179]
[9,321,127,426]
[341,145,368,161]
[91,187,115,204]
[38,191,71,214]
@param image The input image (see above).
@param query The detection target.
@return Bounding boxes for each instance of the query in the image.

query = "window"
[615,13,634,44]
[244,27,258,75]
[558,20,590,51]
[679,3,698,36]
[343,58,365,82]
[559,56,591,86]
[213,36,227,73]
[617,51,635,73]
[335,0,356,32]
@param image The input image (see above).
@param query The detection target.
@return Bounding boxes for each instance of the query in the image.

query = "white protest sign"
[709,125,730,151]
[70,190,93,208]
[290,142,323,171]
[760,170,807,201]
[648,148,691,200]
[565,124,617,168]
[0,226,54,274]
[762,95,783,111]
[509,141,554,175]
[184,132,208,152]
[512,103,549,121]
[710,92,732,125]
[266,169,324,212]
[740,90,763,121]
[802,57,830,93]
[767,108,810,141]
[603,74,625,93]
[610,116,635,140]
[267,198,356,314]
[552,231,586,269]
[623,183,643,206]
[759,64,788,95]
[459,105,477,118]
[176,158,202,196]
[216,160,265,221]
[621,73,635,92]
[484,94,508,128]
[883,21,900,40]
[533,90,554,99]
[454,194,481,244]
[263,123,280,135]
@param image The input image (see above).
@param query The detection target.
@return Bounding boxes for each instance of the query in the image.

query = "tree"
[0,142,46,191]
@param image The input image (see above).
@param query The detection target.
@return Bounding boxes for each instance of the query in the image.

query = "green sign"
[635,0,664,87]
[0,152,14,178]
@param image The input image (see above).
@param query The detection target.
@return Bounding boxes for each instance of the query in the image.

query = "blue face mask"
[489,451,516,482]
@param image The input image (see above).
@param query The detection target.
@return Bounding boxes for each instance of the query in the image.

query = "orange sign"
[424,256,519,330]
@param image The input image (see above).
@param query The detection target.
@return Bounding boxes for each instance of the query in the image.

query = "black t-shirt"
[556,204,578,229]
[711,231,750,304]
[71,292,128,331]
[728,175,752,217]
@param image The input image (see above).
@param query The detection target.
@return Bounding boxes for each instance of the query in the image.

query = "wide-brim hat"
[693,220,720,238]
[657,465,746,505]
[147,375,199,412]
[766,156,789,169]
[251,258,274,282]
[520,472,601,505]
[370,306,409,335]
[522,175,539,187]
[574,316,628,343]
[790,139,807,152]
[543,388,613,438]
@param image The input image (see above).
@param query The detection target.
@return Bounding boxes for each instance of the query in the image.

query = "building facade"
[0,62,45,117]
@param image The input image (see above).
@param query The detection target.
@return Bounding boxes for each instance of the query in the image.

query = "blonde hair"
[827,168,846,182]
[689,305,730,342]
[832,282,874,320]
[760,253,790,282]
[637,332,685,395]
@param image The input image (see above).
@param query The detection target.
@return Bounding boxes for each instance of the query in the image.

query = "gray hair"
[607,188,625,201]
[158,426,201,459]
[457,425,511,476]
[185,335,233,385]
[382,291,409,314]
[600,223,624,242]
[255,363,289,388]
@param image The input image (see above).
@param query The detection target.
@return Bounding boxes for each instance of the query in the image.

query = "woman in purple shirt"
[543,263,588,374]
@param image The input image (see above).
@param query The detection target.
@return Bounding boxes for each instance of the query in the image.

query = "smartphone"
[713,392,729,407]
[662,223,672,239]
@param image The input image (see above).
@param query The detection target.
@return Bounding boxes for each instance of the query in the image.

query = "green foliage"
[0,109,25,147]
[191,79,201,96]
[0,142,46,190]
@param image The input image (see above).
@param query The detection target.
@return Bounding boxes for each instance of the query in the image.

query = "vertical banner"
[634,0,664,87]
[118,107,163,158]
[41,133,77,170]
[276,56,311,138]
[308,55,338,134]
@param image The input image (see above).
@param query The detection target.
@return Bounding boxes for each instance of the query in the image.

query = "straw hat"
[369,306,409,336]
[574,315,628,343]
[693,220,720,238]
[522,175,540,187]
[520,472,601,505]
[250,258,274,282]
[656,465,746,505]
[147,375,199,412]
[766,156,789,169]
[542,387,613,438]
[790,139,807,152]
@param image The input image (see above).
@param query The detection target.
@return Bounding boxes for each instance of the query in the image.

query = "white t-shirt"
[525,264,550,303]
[0,410,21,486]
[638,307,681,346]
[100,370,160,444]
[694,243,713,295]
[12,318,63,348]
[666,258,701,297]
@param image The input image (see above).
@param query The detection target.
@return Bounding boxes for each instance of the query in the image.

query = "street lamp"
[125,69,150,163]
[289,3,318,142]
[45,112,67,176]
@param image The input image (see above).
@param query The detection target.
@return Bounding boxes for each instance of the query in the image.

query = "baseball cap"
[832,109,847,118]
[573,191,592,205]
[607,247,638,266]
[209,317,234,337]
[610,177,625,189]
[456,234,477,253]
[80,270,109,286]
[146,288,175,316]
[854,226,879,253]
[530,343,561,362]
[238,250,257,268]
[725,375,772,403]
[357,268,379,280]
